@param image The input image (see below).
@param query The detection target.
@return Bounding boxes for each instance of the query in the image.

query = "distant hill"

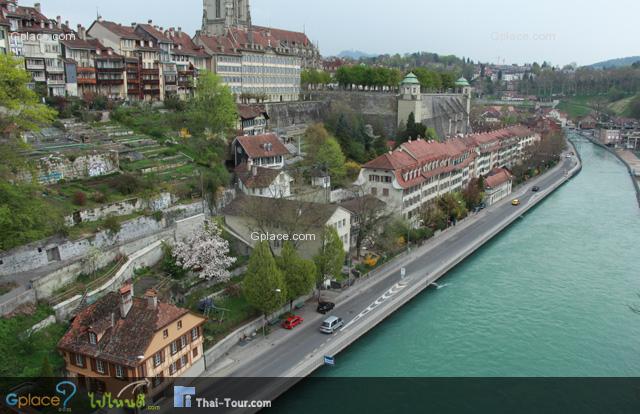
[589,56,640,69]
[337,50,378,60]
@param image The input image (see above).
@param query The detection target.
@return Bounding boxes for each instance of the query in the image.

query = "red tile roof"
[196,33,240,56]
[485,168,512,189]
[235,133,290,159]
[58,291,202,367]
[238,104,268,120]
[97,20,143,40]
[137,23,172,43]
[235,163,283,189]
[168,31,209,57]
[253,25,312,47]
[60,37,103,50]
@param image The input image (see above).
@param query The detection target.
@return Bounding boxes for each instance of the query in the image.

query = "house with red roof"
[58,282,206,398]
[232,133,290,169]
[484,168,513,206]
[235,162,293,198]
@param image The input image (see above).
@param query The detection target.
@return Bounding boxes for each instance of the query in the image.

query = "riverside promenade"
[166,144,582,413]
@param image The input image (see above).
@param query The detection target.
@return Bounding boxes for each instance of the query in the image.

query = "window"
[169,361,177,375]
[115,365,125,379]
[163,329,168,339]
[177,320,182,330]
[88,332,97,345]
[181,355,188,367]
[383,189,390,197]
[191,327,199,341]
[371,187,378,196]
[96,359,105,374]
[74,353,84,367]
[154,351,162,367]
[180,335,187,348]
[171,341,178,355]
[193,348,199,358]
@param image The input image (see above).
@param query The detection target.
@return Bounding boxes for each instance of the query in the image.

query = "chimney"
[97,15,103,23]
[56,16,61,28]
[34,2,41,12]
[119,282,133,318]
[40,20,44,29]
[145,289,158,310]
[177,27,182,36]
[131,22,136,28]
[148,19,153,24]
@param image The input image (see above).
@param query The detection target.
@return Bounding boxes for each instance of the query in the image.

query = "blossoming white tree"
[172,221,236,281]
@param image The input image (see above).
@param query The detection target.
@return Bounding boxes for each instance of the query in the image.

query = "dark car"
[317,302,335,314]
[532,186,540,192]
[479,202,487,210]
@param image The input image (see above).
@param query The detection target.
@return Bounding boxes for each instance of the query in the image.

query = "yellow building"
[57,283,206,400]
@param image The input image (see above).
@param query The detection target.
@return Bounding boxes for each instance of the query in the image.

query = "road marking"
[340,282,408,332]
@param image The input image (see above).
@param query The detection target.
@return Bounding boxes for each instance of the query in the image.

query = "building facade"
[58,284,206,400]
[232,133,290,169]
[484,168,513,206]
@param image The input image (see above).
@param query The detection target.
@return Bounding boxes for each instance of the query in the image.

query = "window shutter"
[108,363,116,377]
[90,357,97,372]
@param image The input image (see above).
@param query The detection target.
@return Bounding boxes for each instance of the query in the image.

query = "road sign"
[401,267,406,278]
[324,355,335,366]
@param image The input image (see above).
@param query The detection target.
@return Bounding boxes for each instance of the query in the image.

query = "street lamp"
[264,289,282,337]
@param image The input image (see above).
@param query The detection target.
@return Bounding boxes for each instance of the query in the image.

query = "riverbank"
[194,147,582,413]
[575,130,640,207]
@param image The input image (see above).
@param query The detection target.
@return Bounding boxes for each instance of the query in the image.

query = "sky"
[33,0,640,66]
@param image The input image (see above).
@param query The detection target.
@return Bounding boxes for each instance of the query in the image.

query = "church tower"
[203,0,252,36]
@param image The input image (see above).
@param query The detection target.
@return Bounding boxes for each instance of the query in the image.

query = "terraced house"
[357,126,540,222]
[58,283,206,400]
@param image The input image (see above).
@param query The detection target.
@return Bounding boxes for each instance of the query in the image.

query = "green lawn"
[557,96,597,119]
[0,305,67,377]
[200,295,259,347]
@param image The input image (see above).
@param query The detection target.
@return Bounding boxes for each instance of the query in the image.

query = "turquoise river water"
[273,134,640,411]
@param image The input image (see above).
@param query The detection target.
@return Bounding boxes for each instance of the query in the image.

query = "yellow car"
[512,199,521,206]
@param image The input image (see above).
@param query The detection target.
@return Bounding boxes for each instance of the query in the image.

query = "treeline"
[335,65,403,90]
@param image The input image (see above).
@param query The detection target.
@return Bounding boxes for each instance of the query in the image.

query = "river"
[272,133,640,411]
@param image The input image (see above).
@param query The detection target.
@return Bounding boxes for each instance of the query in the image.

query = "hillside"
[337,50,378,59]
[589,56,640,69]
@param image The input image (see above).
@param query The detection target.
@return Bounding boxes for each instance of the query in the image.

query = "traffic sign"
[324,355,335,366]
[401,267,406,278]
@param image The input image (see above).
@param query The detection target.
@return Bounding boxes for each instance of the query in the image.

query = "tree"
[172,220,236,281]
[316,136,347,185]
[40,355,54,378]
[348,188,390,258]
[243,241,287,326]
[186,71,237,136]
[314,226,345,289]
[462,178,484,208]
[420,203,448,231]
[277,242,316,310]
[0,53,57,134]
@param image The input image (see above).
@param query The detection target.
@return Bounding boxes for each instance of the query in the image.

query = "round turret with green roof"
[401,72,421,85]
[455,77,470,87]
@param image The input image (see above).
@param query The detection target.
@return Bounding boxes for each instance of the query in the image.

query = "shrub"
[151,211,163,222]
[72,191,87,206]
[103,215,121,235]
[224,284,242,298]
[111,173,146,195]
[92,191,107,203]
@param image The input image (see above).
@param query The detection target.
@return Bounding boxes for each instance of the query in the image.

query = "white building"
[232,133,290,169]
[235,163,293,199]
[484,168,513,206]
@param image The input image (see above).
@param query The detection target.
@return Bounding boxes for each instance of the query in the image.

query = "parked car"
[532,186,540,192]
[317,302,335,314]
[479,202,487,210]
[320,316,344,334]
[282,315,304,330]
[512,199,521,206]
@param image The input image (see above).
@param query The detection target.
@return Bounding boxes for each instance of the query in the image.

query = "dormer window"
[88,332,97,345]
[177,320,182,330]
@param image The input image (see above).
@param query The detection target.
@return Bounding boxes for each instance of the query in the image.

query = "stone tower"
[397,72,422,128]
[203,0,252,36]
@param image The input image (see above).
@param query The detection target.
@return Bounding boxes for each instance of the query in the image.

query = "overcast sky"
[34,0,639,66]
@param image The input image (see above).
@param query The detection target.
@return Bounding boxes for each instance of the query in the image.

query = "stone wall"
[0,201,205,277]
[420,94,471,138]
[309,91,398,136]
[265,100,329,131]
[30,151,119,184]
[64,192,174,226]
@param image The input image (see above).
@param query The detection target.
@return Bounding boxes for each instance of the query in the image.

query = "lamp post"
[264,289,282,337]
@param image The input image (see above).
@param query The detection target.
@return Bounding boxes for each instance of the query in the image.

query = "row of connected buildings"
[356,125,540,221]
[0,0,320,102]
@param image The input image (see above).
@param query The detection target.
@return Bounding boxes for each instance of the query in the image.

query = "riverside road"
[166,153,579,412]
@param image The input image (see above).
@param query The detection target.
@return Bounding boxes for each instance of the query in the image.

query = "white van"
[320,316,344,334]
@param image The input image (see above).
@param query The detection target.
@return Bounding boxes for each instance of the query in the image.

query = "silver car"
[320,316,344,334]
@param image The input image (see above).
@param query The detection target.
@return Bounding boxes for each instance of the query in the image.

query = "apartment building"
[194,27,302,102]
[0,10,9,54]
[60,29,101,97]
[357,126,540,222]
[165,28,211,96]
[88,18,164,101]
[58,283,206,400]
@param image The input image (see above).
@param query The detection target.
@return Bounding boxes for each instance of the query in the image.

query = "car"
[532,186,540,192]
[479,202,487,210]
[320,316,344,334]
[512,199,521,206]
[282,315,304,330]
[317,301,336,314]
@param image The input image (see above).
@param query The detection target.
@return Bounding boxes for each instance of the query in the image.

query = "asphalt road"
[172,154,578,412]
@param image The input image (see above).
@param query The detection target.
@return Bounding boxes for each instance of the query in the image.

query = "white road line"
[340,282,408,332]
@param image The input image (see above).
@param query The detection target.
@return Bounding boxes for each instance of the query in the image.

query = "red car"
[282,315,304,330]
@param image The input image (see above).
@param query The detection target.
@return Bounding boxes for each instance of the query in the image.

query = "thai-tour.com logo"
[5,381,77,411]
[173,386,272,409]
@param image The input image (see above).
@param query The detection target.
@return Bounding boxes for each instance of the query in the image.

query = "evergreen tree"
[243,242,287,319]
[278,242,317,309]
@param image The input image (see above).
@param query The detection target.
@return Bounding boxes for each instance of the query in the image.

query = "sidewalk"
[201,155,573,378]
